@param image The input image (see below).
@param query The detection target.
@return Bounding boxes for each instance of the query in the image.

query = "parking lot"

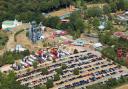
[15,51,128,89]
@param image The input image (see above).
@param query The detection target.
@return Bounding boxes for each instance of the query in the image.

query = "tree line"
[0,71,28,89]
[0,50,30,67]
[87,76,128,89]
[0,31,8,49]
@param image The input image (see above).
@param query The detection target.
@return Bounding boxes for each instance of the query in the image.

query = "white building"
[2,19,22,30]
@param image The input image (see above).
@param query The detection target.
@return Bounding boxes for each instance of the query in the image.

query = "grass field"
[47,6,76,17]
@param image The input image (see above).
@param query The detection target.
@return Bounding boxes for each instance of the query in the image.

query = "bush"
[61,64,67,70]
[0,50,30,65]
[54,74,60,81]
[87,7,103,17]
[33,61,38,68]
[46,79,54,89]
[0,31,8,47]
[55,68,63,75]
[73,68,79,75]
[42,68,49,75]
[74,49,79,54]
[87,76,128,89]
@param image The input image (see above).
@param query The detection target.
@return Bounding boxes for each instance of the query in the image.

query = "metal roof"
[2,21,14,25]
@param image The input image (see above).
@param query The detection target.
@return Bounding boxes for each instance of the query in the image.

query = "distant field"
[47,6,76,17]
[47,3,107,17]
[87,3,107,8]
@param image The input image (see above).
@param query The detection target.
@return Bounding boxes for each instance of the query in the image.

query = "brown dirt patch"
[115,84,128,89]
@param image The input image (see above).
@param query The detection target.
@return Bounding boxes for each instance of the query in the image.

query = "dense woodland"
[0,0,128,23]
[0,0,73,23]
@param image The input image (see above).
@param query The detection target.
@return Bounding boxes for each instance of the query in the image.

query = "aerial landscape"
[0,0,128,89]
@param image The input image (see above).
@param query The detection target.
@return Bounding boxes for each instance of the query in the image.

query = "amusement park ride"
[28,21,45,43]
[117,47,128,64]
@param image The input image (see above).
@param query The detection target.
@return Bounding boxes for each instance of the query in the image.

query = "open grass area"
[47,6,76,17]
[87,3,107,8]
[16,30,44,52]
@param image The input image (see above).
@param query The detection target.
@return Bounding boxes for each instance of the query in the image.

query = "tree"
[70,12,85,33]
[106,21,113,30]
[119,76,126,83]
[4,52,15,64]
[87,7,103,17]
[44,16,60,28]
[73,68,79,75]
[92,17,100,28]
[0,56,4,66]
[35,85,47,89]
[102,47,116,60]
[41,67,49,75]
[54,74,60,81]
[106,78,118,87]
[33,61,38,68]
[55,68,63,75]
[124,0,128,9]
[117,0,123,10]
[0,71,29,89]
[0,0,73,22]
[110,2,117,13]
[74,49,79,54]
[46,79,54,89]
[0,50,31,66]
[103,5,111,14]
[20,49,30,57]
[0,31,8,47]
[61,63,67,70]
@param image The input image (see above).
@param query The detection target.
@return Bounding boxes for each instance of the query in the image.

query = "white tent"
[98,25,105,30]
[93,43,102,48]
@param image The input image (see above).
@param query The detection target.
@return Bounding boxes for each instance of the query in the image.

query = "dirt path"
[115,84,128,89]
[47,6,75,17]
[6,24,29,51]
[16,30,37,51]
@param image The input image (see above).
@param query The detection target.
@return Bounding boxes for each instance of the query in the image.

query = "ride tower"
[28,21,43,44]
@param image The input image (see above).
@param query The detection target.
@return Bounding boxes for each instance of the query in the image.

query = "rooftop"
[2,21,14,25]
